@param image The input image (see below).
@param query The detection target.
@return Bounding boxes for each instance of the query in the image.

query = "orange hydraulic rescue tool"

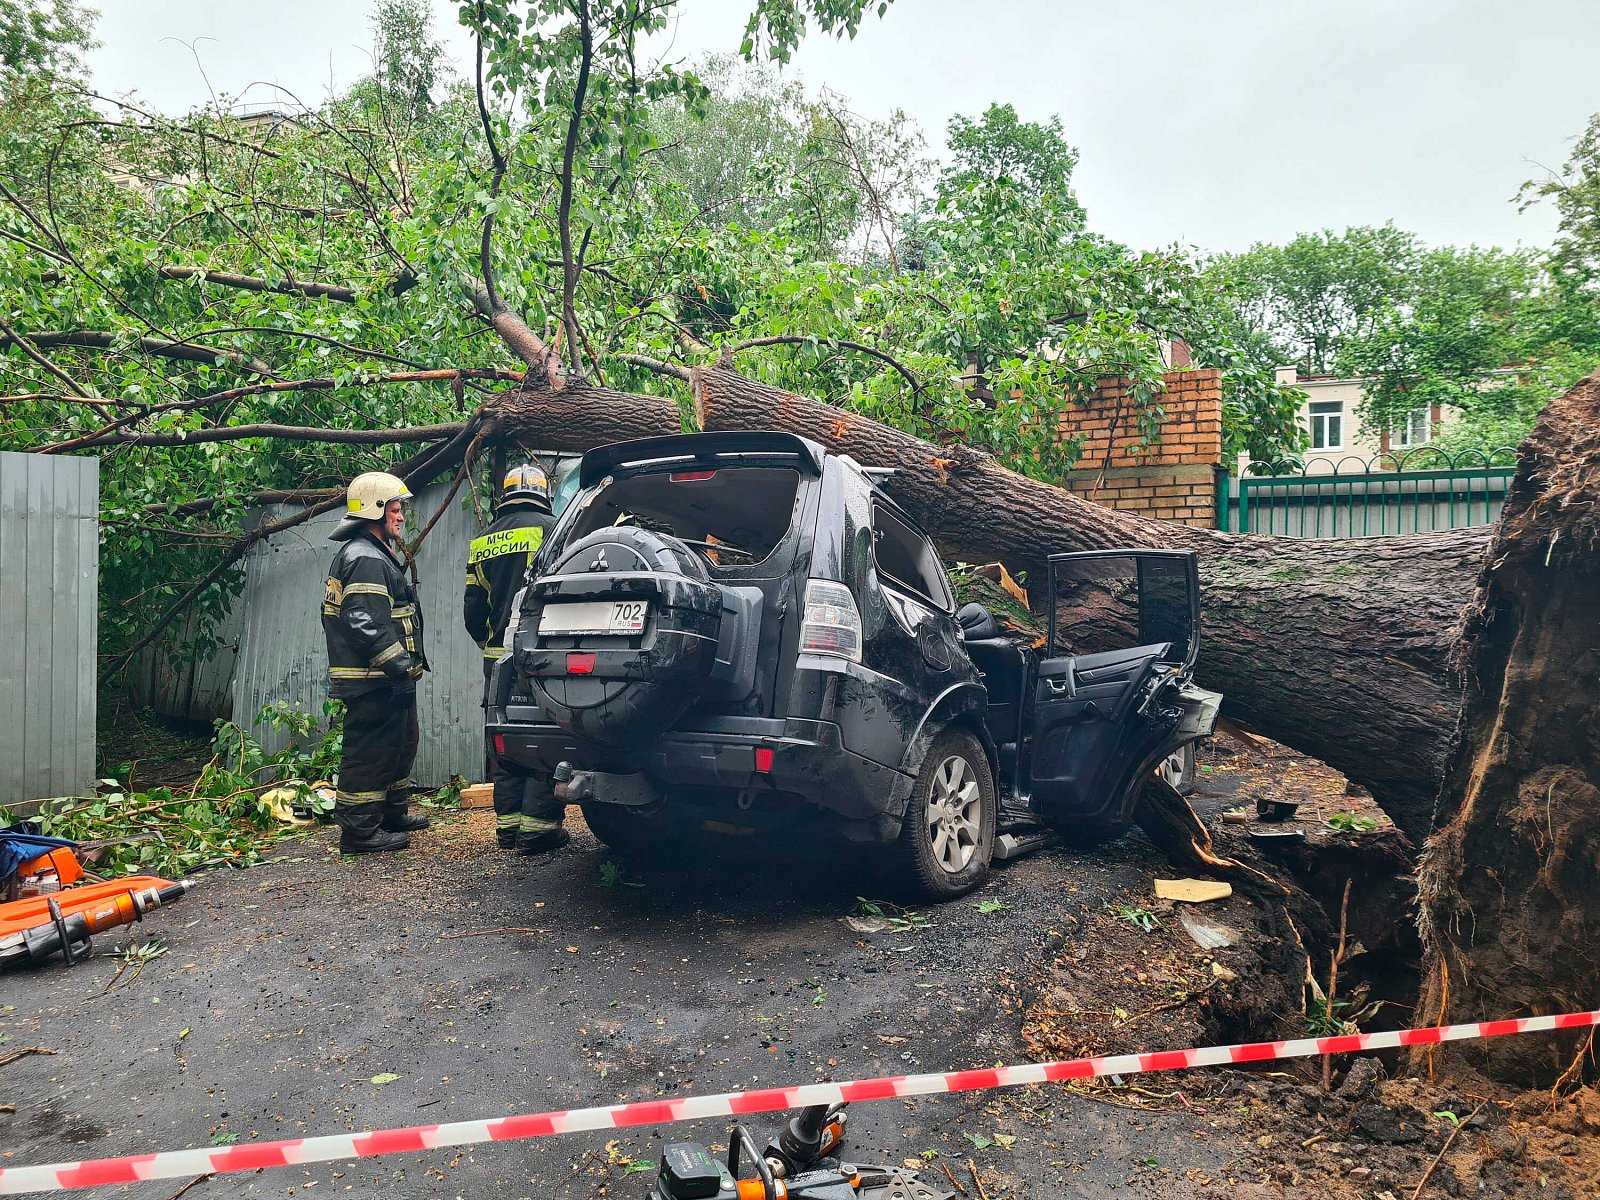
[0,847,193,969]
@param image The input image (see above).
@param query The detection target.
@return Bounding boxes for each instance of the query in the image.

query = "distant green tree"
[0,0,94,76]
[1522,109,1600,295]
[941,102,1083,222]
[1339,247,1541,453]
[1211,224,1420,374]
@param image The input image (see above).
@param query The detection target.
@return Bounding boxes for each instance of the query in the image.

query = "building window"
[1309,401,1343,450]
[1390,408,1432,448]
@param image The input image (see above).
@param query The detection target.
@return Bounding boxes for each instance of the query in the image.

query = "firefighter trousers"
[336,685,420,841]
[483,662,563,845]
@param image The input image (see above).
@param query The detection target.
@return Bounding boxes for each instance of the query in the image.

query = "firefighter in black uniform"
[323,471,430,855]
[464,464,566,853]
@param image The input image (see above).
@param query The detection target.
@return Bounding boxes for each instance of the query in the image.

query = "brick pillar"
[1054,369,1223,528]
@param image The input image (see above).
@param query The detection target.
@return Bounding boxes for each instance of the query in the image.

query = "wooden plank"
[458,783,494,809]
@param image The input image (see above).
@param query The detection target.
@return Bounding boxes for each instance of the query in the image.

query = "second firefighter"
[464,464,566,853]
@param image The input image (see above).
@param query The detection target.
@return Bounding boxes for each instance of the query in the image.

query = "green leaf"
[370,1072,401,1085]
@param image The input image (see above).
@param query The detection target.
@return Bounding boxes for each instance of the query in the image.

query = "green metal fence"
[1217,447,1519,537]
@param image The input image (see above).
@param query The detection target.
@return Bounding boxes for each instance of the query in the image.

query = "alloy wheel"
[925,754,982,874]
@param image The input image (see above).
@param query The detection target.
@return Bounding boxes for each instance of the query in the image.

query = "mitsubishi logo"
[588,549,609,572]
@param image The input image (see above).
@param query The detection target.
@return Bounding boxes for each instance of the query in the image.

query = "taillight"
[754,747,774,773]
[493,735,506,756]
[567,652,596,675]
[799,579,862,662]
[669,469,717,482]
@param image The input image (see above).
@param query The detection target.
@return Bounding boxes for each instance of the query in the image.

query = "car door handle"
[1044,677,1069,695]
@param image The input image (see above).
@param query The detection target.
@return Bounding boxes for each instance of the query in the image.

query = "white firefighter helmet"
[500,463,551,510]
[345,471,412,521]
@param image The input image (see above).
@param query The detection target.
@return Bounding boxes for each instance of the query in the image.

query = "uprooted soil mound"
[1021,733,1599,1196]
[1020,903,1306,1064]
[1196,1069,1600,1197]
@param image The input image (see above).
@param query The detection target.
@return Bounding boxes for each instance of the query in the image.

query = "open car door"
[1025,550,1221,832]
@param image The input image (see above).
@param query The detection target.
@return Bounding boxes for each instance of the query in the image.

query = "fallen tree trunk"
[491,378,683,448]
[1417,370,1600,1088]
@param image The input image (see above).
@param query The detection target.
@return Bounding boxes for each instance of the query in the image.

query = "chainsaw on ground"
[0,826,193,969]
[645,1104,953,1200]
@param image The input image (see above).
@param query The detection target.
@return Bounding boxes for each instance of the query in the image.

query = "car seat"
[956,603,1027,750]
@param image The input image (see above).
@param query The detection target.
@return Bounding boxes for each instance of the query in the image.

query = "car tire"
[1157,741,1197,796]
[579,801,665,856]
[891,728,996,902]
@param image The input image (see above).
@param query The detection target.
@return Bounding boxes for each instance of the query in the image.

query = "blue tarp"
[1,824,77,883]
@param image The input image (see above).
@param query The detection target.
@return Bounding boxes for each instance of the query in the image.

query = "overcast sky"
[86,0,1600,255]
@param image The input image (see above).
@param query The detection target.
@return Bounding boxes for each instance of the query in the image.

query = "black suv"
[486,432,1220,899]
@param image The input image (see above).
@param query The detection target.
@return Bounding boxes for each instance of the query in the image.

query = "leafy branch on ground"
[2,702,442,877]
[853,897,931,932]
[1325,812,1379,832]
[1103,901,1163,932]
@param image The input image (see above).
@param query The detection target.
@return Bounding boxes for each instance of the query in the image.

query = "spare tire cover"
[527,525,718,754]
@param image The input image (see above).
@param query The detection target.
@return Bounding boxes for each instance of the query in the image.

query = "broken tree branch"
[615,352,693,382]
[39,369,516,454]
[557,0,595,375]
[0,1046,57,1069]
[85,421,465,449]
[459,277,561,385]
[21,330,275,377]
[472,1,508,317]
[140,488,341,517]
[157,265,372,302]
[0,317,93,398]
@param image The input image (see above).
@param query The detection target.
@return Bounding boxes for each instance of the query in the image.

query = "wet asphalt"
[1,811,1247,1199]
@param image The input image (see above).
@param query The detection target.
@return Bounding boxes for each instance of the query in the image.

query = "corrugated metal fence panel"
[405,483,491,786]
[231,507,340,755]
[231,481,489,785]
[127,604,242,724]
[0,451,98,807]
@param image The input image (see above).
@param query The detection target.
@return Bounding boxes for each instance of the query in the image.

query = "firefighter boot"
[382,784,430,833]
[516,815,570,855]
[339,802,411,855]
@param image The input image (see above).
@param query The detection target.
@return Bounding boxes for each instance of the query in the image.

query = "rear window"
[871,502,953,611]
[558,467,801,568]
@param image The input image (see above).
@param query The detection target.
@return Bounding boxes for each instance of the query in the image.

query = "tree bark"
[1416,369,1600,1088]
[492,376,684,450]
[684,366,1484,841]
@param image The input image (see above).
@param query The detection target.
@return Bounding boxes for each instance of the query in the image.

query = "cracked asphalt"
[1,810,1251,1198]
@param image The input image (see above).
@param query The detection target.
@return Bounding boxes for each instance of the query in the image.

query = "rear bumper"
[486,714,910,829]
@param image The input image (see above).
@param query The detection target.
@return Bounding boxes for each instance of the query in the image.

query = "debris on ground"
[1154,879,1232,903]
[4,703,459,879]
[1024,728,1599,1198]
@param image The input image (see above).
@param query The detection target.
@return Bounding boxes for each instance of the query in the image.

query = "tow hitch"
[552,762,663,808]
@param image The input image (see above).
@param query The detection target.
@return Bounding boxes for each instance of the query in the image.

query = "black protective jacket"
[322,522,426,698]
[463,504,554,659]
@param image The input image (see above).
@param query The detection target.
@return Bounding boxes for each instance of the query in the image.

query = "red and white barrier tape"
[2,1009,1594,1194]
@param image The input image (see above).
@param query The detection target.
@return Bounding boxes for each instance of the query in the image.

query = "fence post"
[1215,470,1231,532]
[1237,478,1250,534]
